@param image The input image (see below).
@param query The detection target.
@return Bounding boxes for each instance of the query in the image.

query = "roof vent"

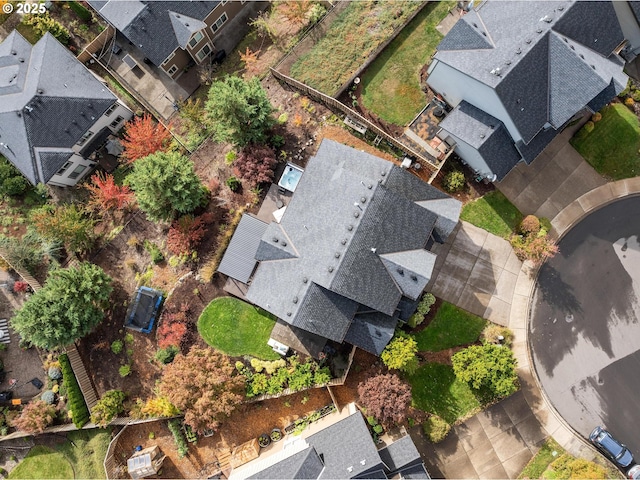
[353,211,359,218]
[16,112,21,117]
[347,467,353,473]
[185,23,189,27]
[10,50,16,55]
[473,22,477,28]
[505,60,511,65]
[563,37,568,43]
[410,274,418,281]
[18,58,24,63]
[341,239,347,245]
[367,184,372,189]
[24,105,33,113]
[360,197,366,203]
[490,67,501,76]
[480,133,485,139]
[72,120,77,124]
[37,89,44,94]
[397,268,404,276]
[536,28,542,34]
[80,112,86,116]
[516,48,522,55]
[558,5,564,10]
[381,171,386,176]
[334,252,340,259]
[272,237,279,243]
[579,54,584,59]
[347,225,353,231]
[302,277,308,283]
[591,65,596,70]
[540,15,552,23]
[64,128,69,133]
[176,14,180,18]
[286,312,292,316]
[281,241,287,246]
[360,460,366,466]
[328,266,334,273]
[88,103,93,108]
[481,31,486,37]
[293,296,298,304]
[371,247,377,253]
[526,39,532,44]
[570,45,575,50]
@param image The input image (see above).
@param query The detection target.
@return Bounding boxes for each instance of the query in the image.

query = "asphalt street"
[530,196,640,458]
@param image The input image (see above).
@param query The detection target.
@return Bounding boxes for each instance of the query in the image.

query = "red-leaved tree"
[13,400,56,434]
[121,114,172,163]
[86,173,135,216]
[234,144,277,187]
[167,213,215,256]
[157,303,190,349]
[357,373,412,427]
[157,347,244,434]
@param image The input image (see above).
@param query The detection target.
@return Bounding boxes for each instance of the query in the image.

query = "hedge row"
[69,1,93,22]
[59,354,90,428]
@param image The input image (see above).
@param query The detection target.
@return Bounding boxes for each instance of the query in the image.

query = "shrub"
[23,13,70,44]
[157,305,189,349]
[0,155,30,197]
[47,366,62,380]
[313,366,332,386]
[481,324,514,347]
[90,390,126,427]
[381,331,418,374]
[12,281,29,294]
[452,344,519,400]
[41,390,56,405]
[277,113,288,124]
[234,145,278,187]
[69,1,92,21]
[126,236,141,249]
[168,419,189,458]
[357,373,411,427]
[510,234,559,265]
[155,345,180,364]
[111,340,123,354]
[591,112,602,122]
[443,170,466,193]
[549,454,607,479]
[139,396,180,418]
[59,353,90,428]
[625,97,635,107]
[143,241,164,264]
[270,135,285,149]
[225,151,237,165]
[119,365,131,377]
[407,292,436,328]
[226,176,241,192]
[167,213,214,256]
[13,400,56,434]
[422,415,451,443]
[519,215,541,236]
[249,358,286,375]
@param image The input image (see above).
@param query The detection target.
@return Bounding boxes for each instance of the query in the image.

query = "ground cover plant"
[414,302,486,352]
[571,103,640,180]
[8,446,73,480]
[460,190,523,238]
[407,362,480,424]
[198,297,280,360]
[360,1,455,125]
[290,0,423,95]
[240,356,332,397]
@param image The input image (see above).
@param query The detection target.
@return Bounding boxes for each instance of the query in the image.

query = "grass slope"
[415,302,486,352]
[9,446,73,480]
[198,297,280,360]
[361,1,455,126]
[58,429,111,480]
[571,103,640,180]
[407,362,480,424]
[460,190,523,238]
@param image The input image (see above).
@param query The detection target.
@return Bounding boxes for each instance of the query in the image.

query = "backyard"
[360,1,455,126]
[571,103,640,180]
[198,297,279,360]
[289,0,423,95]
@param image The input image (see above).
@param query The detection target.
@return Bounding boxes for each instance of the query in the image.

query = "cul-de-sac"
[0,1,638,479]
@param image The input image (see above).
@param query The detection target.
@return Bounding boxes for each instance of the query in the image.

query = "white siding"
[427,61,524,143]
[47,154,95,187]
[71,101,133,155]
[613,2,640,54]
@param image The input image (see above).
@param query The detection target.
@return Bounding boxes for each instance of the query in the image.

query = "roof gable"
[379,250,436,301]
[217,214,268,283]
[437,11,494,51]
[247,446,325,480]
[344,311,397,355]
[168,11,207,49]
[36,150,73,183]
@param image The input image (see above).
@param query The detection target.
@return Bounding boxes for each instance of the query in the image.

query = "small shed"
[124,286,163,334]
[127,445,165,479]
[230,438,260,468]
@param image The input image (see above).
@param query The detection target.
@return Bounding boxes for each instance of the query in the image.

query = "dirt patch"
[431,156,496,205]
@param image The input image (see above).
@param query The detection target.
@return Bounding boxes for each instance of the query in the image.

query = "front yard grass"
[290,1,422,95]
[518,438,564,479]
[198,297,280,360]
[407,362,480,424]
[360,1,455,126]
[415,302,486,352]
[571,103,640,180]
[8,446,73,480]
[460,190,523,238]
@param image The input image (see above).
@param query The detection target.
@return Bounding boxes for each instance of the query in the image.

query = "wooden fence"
[270,68,440,171]
[77,25,116,64]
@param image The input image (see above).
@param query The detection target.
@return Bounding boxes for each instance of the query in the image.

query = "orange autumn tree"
[86,172,135,216]
[121,114,172,163]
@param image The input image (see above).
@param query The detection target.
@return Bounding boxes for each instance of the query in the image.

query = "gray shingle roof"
[89,1,219,65]
[440,101,522,180]
[0,32,117,184]
[38,151,73,183]
[379,249,436,301]
[416,198,462,240]
[246,140,460,353]
[437,10,493,51]
[307,411,384,479]
[344,311,397,355]
[433,1,627,144]
[217,214,268,284]
[247,446,325,480]
[378,435,423,474]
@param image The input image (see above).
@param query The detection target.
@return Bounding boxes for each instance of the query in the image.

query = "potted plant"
[258,433,271,448]
[270,428,283,442]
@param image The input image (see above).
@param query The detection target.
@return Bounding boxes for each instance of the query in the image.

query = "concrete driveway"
[411,391,547,479]
[530,196,640,457]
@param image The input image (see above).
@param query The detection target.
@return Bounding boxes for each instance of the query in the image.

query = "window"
[56,161,72,176]
[77,130,93,146]
[161,51,175,66]
[211,12,227,33]
[196,44,212,62]
[104,104,117,117]
[188,31,204,48]
[110,115,124,129]
[167,65,178,75]
[68,164,87,180]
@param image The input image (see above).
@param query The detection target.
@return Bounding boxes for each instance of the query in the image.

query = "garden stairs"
[66,344,99,409]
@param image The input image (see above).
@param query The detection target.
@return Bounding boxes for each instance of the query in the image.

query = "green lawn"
[518,438,564,479]
[361,1,455,126]
[290,1,422,95]
[9,446,74,480]
[9,429,111,480]
[460,190,523,238]
[407,362,481,424]
[415,302,486,352]
[571,103,640,180]
[198,297,280,360]
[15,23,42,45]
